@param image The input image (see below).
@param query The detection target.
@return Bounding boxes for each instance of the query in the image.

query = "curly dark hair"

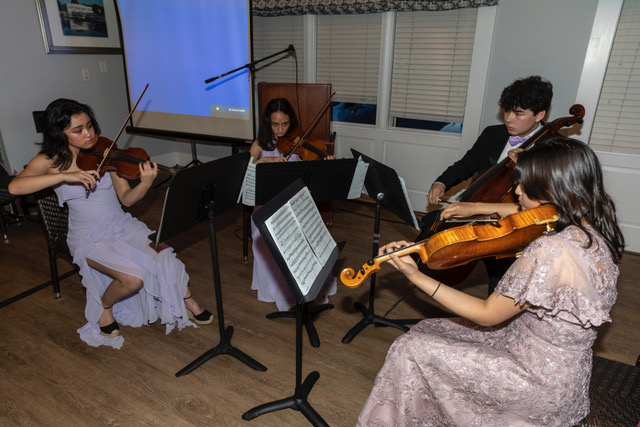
[257,98,298,151]
[39,98,101,171]
[499,75,553,115]
[514,136,624,263]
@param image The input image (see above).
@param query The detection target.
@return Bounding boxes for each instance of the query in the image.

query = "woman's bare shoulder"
[22,153,57,175]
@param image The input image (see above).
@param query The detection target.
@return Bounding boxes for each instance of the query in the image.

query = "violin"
[75,83,174,181]
[76,135,176,180]
[341,204,558,288]
[276,92,335,161]
[276,127,328,161]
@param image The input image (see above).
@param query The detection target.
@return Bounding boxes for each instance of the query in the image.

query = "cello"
[415,105,584,285]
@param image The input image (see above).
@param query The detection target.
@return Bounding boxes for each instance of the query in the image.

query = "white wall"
[480,1,598,130]
[0,1,230,174]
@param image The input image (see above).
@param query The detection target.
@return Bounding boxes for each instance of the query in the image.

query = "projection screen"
[116,0,254,142]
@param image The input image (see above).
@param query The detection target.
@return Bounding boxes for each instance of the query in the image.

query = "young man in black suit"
[425,75,553,294]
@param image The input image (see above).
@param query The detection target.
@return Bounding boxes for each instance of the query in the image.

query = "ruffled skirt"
[68,210,194,349]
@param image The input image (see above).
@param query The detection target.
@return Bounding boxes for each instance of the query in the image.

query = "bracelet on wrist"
[431,281,442,298]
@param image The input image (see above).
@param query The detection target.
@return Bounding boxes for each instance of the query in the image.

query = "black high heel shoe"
[184,295,213,325]
[99,305,120,337]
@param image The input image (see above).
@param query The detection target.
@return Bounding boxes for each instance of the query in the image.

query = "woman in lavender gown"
[358,137,624,426]
[249,98,336,310]
[9,99,212,349]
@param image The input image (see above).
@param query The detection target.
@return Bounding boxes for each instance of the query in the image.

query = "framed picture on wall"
[36,0,121,54]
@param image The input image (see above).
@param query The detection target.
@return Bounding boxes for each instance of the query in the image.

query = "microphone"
[287,44,295,55]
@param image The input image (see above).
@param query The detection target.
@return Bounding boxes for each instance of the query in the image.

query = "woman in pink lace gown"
[358,137,625,426]
[9,99,212,348]
[249,98,336,310]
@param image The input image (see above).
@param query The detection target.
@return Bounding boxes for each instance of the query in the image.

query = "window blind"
[390,8,477,124]
[252,15,304,84]
[590,0,640,155]
[317,14,382,104]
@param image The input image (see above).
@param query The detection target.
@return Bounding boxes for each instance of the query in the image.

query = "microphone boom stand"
[204,45,295,83]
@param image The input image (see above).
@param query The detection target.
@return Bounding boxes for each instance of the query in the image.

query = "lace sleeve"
[495,227,618,328]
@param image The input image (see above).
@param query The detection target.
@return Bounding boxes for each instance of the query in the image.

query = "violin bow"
[85,84,149,197]
[284,92,336,161]
[94,83,150,175]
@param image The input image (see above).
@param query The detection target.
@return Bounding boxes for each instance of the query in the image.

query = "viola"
[341,204,558,288]
[276,127,328,161]
[76,135,176,180]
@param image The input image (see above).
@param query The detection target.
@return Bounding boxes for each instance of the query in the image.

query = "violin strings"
[109,151,143,164]
[106,151,171,172]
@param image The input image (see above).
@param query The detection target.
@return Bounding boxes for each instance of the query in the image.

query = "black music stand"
[243,180,344,426]
[151,152,266,376]
[341,150,421,344]
[254,158,358,204]
[249,159,358,348]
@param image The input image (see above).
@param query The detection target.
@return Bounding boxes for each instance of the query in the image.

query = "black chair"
[34,188,77,298]
[0,188,77,308]
[0,164,20,240]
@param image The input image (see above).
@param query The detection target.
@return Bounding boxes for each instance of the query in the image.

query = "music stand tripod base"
[243,305,329,427]
[266,303,334,348]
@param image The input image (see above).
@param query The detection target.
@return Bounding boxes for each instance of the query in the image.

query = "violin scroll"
[341,259,382,288]
[340,241,431,288]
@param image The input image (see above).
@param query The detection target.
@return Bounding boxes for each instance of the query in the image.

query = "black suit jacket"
[434,124,510,191]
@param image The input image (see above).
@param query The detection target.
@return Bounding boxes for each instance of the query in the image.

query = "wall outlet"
[99,60,107,73]
[82,68,90,81]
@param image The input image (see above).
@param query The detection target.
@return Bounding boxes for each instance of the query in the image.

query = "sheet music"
[264,187,337,296]
[348,156,369,199]
[289,188,336,264]
[239,159,256,205]
[398,176,420,230]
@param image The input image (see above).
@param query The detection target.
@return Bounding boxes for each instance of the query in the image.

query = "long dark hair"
[257,98,298,151]
[39,98,101,171]
[514,137,624,263]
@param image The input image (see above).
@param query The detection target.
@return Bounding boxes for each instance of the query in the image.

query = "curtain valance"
[252,1,498,17]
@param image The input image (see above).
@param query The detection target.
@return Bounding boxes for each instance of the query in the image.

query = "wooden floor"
[1,177,638,426]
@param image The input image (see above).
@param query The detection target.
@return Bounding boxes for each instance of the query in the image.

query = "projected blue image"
[118,0,250,118]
